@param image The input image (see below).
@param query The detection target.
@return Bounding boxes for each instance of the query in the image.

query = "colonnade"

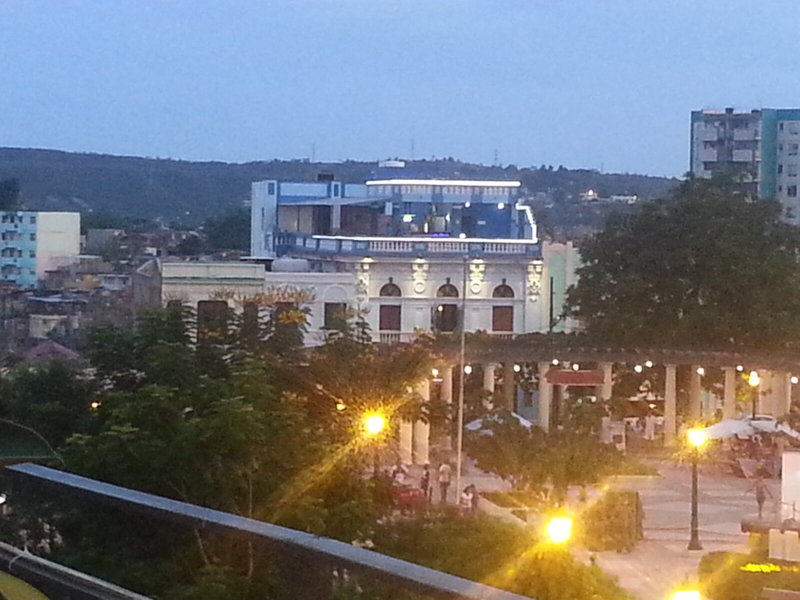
[398,359,798,465]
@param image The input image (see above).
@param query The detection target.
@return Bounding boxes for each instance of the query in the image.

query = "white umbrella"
[465,412,533,434]
[702,419,755,440]
[749,419,800,440]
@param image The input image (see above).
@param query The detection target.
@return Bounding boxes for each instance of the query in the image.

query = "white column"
[689,366,702,421]
[399,420,413,464]
[760,371,773,416]
[503,362,515,411]
[723,367,737,420]
[412,379,431,464]
[483,363,496,409]
[598,362,613,400]
[441,366,453,450]
[664,364,677,444]
[412,420,430,465]
[331,205,342,232]
[537,361,552,432]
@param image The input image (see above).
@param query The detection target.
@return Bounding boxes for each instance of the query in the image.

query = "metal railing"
[4,463,531,600]
[276,234,541,259]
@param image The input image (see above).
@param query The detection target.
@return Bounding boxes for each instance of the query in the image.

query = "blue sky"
[2,0,800,176]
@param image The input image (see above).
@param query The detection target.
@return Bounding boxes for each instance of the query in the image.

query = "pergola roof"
[434,335,800,372]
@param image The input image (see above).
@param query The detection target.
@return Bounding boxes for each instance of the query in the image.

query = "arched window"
[436,283,459,298]
[379,282,402,297]
[492,284,515,298]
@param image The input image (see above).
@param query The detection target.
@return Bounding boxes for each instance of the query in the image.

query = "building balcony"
[276,234,541,259]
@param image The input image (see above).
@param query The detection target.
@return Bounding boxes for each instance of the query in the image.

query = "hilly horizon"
[0,146,679,224]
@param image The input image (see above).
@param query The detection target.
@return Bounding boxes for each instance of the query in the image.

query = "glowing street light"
[545,516,573,545]
[749,371,760,419]
[686,428,708,551]
[463,364,473,375]
[670,590,701,600]
[634,364,643,374]
[644,360,653,369]
[363,412,387,437]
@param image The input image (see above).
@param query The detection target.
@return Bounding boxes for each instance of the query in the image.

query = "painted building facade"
[0,212,81,288]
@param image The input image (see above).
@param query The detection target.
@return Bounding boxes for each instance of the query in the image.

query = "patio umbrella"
[702,419,756,440]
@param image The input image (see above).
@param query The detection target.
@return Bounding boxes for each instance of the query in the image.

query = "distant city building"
[0,212,80,288]
[690,107,800,222]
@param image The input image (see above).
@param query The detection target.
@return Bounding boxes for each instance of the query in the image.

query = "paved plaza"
[590,458,774,600]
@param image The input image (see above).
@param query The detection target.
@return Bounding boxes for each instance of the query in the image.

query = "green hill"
[0,147,678,224]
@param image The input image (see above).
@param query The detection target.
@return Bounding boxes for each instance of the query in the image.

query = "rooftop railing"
[3,463,531,600]
[276,234,541,259]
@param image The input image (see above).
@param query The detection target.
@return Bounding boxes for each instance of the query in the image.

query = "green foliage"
[0,360,96,447]
[204,208,249,252]
[467,413,643,501]
[0,178,22,210]
[566,177,800,349]
[699,551,800,600]
[580,490,643,552]
[368,514,631,600]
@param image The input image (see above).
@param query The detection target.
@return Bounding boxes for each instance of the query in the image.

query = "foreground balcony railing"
[2,463,530,600]
[276,234,541,259]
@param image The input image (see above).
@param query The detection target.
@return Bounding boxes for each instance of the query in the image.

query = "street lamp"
[748,371,760,419]
[545,515,573,545]
[670,590,700,600]
[686,427,708,551]
[363,411,387,476]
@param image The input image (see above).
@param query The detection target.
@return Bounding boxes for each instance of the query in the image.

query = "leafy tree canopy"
[565,177,800,349]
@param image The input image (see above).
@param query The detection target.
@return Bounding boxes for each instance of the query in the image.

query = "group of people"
[404,461,479,514]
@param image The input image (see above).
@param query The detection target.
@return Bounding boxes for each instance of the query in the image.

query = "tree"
[0,178,22,210]
[204,209,249,252]
[565,177,800,348]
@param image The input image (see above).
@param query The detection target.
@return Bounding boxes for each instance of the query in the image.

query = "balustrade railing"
[2,464,531,600]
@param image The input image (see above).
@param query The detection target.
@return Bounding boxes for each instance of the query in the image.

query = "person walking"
[420,463,431,504]
[751,477,773,519]
[438,461,452,504]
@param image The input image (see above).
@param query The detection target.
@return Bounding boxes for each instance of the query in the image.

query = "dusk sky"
[3,0,800,176]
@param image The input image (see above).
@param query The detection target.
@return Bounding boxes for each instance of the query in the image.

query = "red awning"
[545,369,604,386]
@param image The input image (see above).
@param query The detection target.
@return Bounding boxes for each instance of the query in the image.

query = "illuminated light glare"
[513,364,521,373]
[402,214,414,223]
[431,368,439,378]
[363,413,387,436]
[749,371,760,387]
[0,493,7,505]
[696,367,705,376]
[687,428,708,448]
[648,403,656,409]
[670,591,701,600]
[792,376,799,385]
[545,516,573,544]
[464,201,471,208]
[335,402,346,411]
[497,202,505,210]
[572,363,580,371]
[736,365,744,372]
[551,358,560,366]
[437,305,444,312]
[644,360,653,368]
[365,179,521,188]
[459,233,467,239]
[464,365,473,375]
[634,365,643,374]
[90,401,101,410]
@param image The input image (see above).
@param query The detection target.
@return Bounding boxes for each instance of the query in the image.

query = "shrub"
[580,490,643,552]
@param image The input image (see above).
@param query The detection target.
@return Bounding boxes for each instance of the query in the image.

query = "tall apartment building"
[690,107,800,222]
[0,212,80,288]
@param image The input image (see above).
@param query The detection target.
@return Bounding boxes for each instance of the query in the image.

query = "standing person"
[438,461,452,504]
[420,464,431,504]
[460,485,474,515]
[751,476,773,519]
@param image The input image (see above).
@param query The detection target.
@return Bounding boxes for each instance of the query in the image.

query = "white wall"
[35,212,80,278]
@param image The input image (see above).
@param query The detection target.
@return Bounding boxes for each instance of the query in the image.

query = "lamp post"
[748,370,760,419]
[362,412,387,477]
[687,428,708,551]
